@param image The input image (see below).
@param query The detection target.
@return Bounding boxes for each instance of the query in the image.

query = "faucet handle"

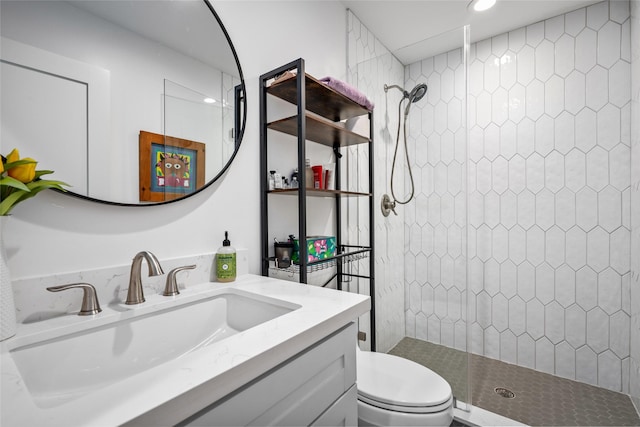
[46,283,102,316]
[163,265,196,296]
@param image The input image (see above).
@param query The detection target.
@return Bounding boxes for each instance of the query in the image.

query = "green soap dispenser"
[216,231,236,282]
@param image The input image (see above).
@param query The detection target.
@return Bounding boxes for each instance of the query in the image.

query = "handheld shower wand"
[382,82,428,216]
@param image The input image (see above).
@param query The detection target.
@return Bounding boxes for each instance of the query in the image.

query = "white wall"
[3,1,347,287]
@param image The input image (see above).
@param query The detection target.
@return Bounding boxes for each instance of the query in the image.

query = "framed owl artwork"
[138,131,205,202]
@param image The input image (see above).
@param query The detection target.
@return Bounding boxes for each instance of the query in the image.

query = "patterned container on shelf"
[291,236,336,263]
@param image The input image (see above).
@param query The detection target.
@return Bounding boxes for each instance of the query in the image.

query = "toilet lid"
[357,350,452,409]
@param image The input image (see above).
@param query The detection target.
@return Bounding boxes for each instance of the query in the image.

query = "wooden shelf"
[267,114,370,147]
[267,73,370,122]
[269,188,371,198]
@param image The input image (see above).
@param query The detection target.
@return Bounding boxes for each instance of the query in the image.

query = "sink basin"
[9,288,299,408]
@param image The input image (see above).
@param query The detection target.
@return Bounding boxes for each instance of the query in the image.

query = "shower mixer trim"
[381,194,397,217]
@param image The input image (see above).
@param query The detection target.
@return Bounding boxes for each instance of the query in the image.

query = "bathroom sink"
[9,288,298,409]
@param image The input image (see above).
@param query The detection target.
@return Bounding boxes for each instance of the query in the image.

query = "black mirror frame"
[57,0,246,207]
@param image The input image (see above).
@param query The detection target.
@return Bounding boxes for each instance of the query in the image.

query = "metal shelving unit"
[259,58,376,350]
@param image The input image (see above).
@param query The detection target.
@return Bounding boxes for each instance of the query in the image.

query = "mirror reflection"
[0,0,245,205]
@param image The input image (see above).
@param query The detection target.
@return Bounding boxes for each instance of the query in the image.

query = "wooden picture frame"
[139,130,206,202]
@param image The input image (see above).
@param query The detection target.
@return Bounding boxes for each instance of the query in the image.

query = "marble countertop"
[0,274,370,426]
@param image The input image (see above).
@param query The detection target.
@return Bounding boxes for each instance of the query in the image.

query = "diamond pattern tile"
[566,226,587,269]
[597,104,621,150]
[565,304,587,348]
[555,33,575,77]
[609,60,631,107]
[575,108,598,152]
[509,27,526,52]
[555,188,576,231]
[535,40,555,81]
[564,70,586,114]
[575,28,597,72]
[597,21,622,68]
[555,264,576,307]
[565,8,586,36]
[585,65,609,110]
[526,21,545,47]
[586,307,610,353]
[587,2,609,29]
[535,114,555,155]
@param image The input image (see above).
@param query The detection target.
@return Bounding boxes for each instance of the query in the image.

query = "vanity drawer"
[311,384,357,426]
[181,322,357,426]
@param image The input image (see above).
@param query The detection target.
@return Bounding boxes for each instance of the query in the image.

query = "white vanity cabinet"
[2,276,369,427]
[180,322,357,426]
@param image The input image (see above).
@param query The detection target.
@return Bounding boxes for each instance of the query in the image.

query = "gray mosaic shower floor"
[389,337,640,426]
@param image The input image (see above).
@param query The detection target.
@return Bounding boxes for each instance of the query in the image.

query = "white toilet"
[356,348,454,426]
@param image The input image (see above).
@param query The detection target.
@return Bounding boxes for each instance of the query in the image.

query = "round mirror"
[1,0,245,206]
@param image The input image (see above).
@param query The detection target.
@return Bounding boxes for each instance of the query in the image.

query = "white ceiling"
[342,0,602,64]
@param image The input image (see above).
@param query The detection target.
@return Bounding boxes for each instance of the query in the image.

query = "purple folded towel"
[319,76,374,111]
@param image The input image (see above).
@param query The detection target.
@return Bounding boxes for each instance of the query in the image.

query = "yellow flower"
[6,148,19,163]
[0,148,68,215]
[4,148,37,183]
[9,158,36,183]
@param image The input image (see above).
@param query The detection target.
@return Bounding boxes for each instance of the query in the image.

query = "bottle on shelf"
[291,169,299,189]
[312,165,323,189]
[305,159,314,189]
[268,170,276,191]
[274,170,283,189]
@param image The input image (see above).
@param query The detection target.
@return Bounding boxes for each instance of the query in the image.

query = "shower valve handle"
[381,194,398,217]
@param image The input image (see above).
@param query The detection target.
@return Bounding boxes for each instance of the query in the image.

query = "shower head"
[408,83,428,103]
[384,82,428,116]
[384,83,428,103]
[404,83,428,116]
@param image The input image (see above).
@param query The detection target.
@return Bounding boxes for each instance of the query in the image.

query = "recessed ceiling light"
[468,0,496,12]
[203,97,216,104]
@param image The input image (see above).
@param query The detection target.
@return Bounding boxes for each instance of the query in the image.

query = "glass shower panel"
[399,24,471,409]
[347,10,471,409]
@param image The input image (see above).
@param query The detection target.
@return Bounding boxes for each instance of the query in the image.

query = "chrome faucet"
[125,251,164,305]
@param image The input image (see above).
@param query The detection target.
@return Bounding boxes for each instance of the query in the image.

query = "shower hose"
[390,97,416,205]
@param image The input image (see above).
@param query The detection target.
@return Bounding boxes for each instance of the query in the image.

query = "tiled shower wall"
[404,0,633,393]
[346,10,406,352]
[630,0,640,407]
[403,44,469,354]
